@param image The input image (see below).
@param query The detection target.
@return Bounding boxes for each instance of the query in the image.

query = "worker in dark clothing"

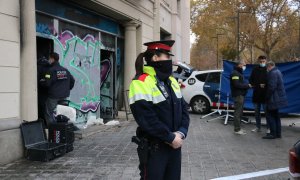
[230,61,251,135]
[262,61,288,139]
[37,55,50,122]
[129,40,190,180]
[249,56,268,133]
[40,52,75,126]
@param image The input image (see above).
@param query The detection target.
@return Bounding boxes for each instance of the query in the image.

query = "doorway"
[100,50,116,119]
[36,36,54,120]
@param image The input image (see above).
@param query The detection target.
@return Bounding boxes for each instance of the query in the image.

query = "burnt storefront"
[35,0,125,124]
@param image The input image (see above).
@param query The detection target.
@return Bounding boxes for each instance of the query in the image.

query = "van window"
[206,72,221,83]
[195,73,208,82]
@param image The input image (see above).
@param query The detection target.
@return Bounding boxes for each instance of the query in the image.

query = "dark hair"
[49,52,59,61]
[258,55,267,60]
[135,50,163,76]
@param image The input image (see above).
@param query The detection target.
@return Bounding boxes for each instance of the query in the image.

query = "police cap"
[144,40,175,56]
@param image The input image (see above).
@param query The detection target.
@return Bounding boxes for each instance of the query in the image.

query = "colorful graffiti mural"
[53,30,104,114]
[36,10,124,123]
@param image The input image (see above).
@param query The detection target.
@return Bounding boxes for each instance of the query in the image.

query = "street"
[0,113,299,180]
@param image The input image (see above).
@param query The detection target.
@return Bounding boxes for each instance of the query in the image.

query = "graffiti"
[53,30,115,118]
[36,17,122,122]
[100,59,111,87]
[100,54,114,117]
[36,23,52,35]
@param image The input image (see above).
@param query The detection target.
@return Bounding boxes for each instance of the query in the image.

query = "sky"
[190,32,196,48]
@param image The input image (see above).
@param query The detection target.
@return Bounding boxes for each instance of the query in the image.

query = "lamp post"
[236,10,251,61]
[298,0,300,57]
[212,33,224,69]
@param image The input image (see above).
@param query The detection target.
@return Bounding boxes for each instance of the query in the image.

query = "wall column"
[153,0,161,40]
[20,0,38,121]
[124,21,138,92]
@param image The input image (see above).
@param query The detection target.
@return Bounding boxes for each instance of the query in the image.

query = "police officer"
[230,60,251,135]
[37,53,51,122]
[129,40,190,180]
[40,52,75,126]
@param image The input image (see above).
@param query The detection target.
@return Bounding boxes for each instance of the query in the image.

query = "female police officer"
[129,40,190,180]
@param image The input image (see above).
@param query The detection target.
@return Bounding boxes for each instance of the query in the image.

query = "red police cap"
[144,40,175,56]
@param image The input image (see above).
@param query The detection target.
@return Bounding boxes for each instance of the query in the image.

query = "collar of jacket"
[234,66,243,73]
[143,66,156,76]
[143,65,173,85]
[51,61,60,67]
[269,67,278,72]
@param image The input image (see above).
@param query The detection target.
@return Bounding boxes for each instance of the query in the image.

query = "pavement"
[0,112,299,180]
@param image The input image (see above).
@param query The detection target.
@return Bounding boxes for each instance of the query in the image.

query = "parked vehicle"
[173,61,195,81]
[180,70,222,114]
[289,140,300,177]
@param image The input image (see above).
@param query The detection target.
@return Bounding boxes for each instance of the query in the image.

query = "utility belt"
[131,136,163,164]
[131,128,166,164]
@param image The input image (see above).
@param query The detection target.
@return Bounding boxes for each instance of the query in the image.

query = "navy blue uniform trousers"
[139,144,181,180]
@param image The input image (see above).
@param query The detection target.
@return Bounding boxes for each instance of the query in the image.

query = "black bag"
[20,121,66,162]
[56,114,70,123]
[49,122,75,153]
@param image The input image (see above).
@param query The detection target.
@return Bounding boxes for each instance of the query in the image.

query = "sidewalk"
[0,113,299,180]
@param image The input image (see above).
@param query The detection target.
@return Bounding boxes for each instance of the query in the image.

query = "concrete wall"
[0,0,20,119]
[97,0,190,62]
[180,0,191,64]
[0,0,23,165]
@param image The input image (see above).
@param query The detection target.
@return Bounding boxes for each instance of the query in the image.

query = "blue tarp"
[220,60,300,113]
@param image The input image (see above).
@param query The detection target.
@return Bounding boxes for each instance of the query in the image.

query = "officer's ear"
[152,55,158,62]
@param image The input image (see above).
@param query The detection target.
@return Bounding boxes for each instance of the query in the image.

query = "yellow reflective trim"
[143,66,156,76]
[129,80,152,98]
[232,76,239,80]
[170,77,182,98]
[45,74,51,79]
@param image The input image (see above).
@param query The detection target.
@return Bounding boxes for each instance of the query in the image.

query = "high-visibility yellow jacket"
[129,66,190,143]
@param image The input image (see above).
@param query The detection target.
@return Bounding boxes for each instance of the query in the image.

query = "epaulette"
[133,73,149,82]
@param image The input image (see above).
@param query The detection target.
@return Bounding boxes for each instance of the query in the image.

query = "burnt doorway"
[36,36,54,121]
[100,50,116,120]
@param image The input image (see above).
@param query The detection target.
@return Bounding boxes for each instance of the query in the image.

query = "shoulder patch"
[232,76,239,80]
[45,74,51,79]
[137,74,149,82]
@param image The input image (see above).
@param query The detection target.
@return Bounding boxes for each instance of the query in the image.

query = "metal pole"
[250,45,253,64]
[217,35,219,69]
[298,0,300,57]
[237,10,240,61]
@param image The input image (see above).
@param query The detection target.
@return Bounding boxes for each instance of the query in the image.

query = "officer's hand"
[174,132,184,139]
[171,133,183,149]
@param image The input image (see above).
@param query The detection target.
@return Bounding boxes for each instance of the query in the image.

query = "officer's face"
[238,62,245,68]
[49,57,55,64]
[153,53,171,62]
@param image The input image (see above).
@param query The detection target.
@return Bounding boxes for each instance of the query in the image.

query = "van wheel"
[190,96,210,114]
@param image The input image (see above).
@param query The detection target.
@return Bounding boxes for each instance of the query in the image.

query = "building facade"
[0,0,190,165]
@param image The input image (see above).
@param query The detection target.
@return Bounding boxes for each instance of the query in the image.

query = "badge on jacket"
[157,81,169,99]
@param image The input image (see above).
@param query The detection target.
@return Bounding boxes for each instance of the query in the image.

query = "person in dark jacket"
[129,40,190,180]
[37,55,51,122]
[249,56,268,132]
[262,61,288,139]
[40,52,75,126]
[230,61,251,135]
